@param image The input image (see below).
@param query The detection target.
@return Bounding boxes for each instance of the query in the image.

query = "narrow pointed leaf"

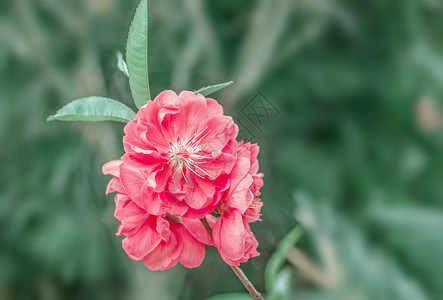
[47,97,136,123]
[194,81,234,97]
[265,226,303,294]
[126,0,151,109]
[116,51,129,77]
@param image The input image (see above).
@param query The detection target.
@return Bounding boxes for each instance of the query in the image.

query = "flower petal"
[176,224,206,268]
[106,177,123,194]
[114,194,147,236]
[122,216,161,260]
[119,164,145,208]
[102,160,122,177]
[181,217,213,245]
[142,227,182,270]
[206,98,224,116]
[213,208,245,261]
[226,174,254,214]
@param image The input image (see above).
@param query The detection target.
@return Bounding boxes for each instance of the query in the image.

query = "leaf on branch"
[126,0,151,109]
[194,81,234,97]
[47,97,136,123]
[116,51,129,77]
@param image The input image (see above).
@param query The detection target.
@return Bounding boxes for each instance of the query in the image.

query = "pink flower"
[102,91,264,270]
[120,90,238,217]
[103,160,213,270]
[211,142,263,266]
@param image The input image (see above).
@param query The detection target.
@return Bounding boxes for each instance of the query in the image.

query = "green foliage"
[368,204,443,297]
[205,293,251,300]
[47,97,136,123]
[270,267,294,300]
[265,226,302,294]
[126,0,151,108]
[116,52,129,78]
[291,192,428,300]
[194,81,234,97]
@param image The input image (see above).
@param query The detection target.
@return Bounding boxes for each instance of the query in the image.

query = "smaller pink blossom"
[212,208,260,266]
[211,142,263,266]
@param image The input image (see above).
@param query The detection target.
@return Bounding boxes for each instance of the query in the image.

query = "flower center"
[168,126,213,179]
[245,198,263,222]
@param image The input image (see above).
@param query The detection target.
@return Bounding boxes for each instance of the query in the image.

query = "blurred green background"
[2,0,443,299]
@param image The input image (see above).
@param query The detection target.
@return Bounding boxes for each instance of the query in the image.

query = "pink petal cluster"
[103,91,263,269]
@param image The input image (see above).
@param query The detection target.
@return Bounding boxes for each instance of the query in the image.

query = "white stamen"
[168,127,214,180]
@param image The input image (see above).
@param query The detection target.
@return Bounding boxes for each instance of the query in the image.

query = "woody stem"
[200,217,264,300]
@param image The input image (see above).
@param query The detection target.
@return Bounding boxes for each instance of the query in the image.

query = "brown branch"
[200,217,263,300]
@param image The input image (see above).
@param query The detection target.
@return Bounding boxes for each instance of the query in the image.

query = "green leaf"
[116,51,129,77]
[265,226,303,294]
[270,266,294,300]
[126,0,151,109]
[194,81,234,97]
[47,97,136,123]
[205,293,251,300]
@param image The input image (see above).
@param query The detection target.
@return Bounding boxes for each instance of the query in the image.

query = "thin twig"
[200,217,264,300]
[230,265,263,300]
